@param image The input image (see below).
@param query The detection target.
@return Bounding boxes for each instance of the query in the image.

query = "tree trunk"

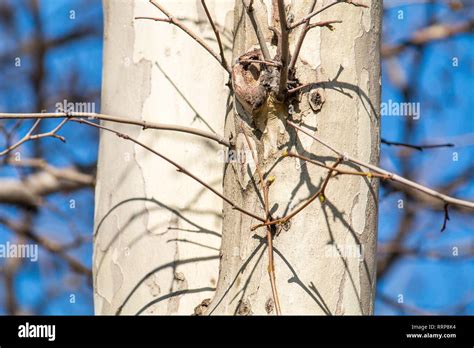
[208,0,382,315]
[94,0,233,315]
[95,0,381,316]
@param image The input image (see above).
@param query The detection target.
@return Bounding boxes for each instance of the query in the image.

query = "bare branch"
[0,216,92,277]
[0,112,231,148]
[288,121,474,210]
[243,0,271,60]
[383,164,474,213]
[285,151,389,180]
[252,158,342,231]
[201,0,229,73]
[289,0,368,30]
[382,138,455,151]
[239,59,281,67]
[289,19,342,72]
[0,118,67,157]
[287,82,319,95]
[240,122,281,315]
[74,118,266,223]
[276,0,290,101]
[289,0,317,72]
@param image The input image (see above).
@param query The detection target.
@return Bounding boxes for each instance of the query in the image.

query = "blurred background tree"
[0,0,472,315]
[0,0,101,314]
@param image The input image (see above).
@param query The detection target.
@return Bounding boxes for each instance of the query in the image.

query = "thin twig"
[265,228,281,314]
[289,19,342,72]
[288,82,319,95]
[285,151,390,180]
[441,204,450,232]
[289,0,367,30]
[243,0,271,60]
[240,123,268,217]
[382,138,455,151]
[0,112,230,147]
[201,0,229,74]
[288,0,317,73]
[5,157,95,186]
[252,158,342,231]
[136,0,231,74]
[240,122,281,315]
[276,0,289,100]
[288,121,474,210]
[0,118,67,157]
[73,118,265,223]
[239,59,281,67]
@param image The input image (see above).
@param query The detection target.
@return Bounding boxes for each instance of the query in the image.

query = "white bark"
[94,0,233,315]
[208,0,382,315]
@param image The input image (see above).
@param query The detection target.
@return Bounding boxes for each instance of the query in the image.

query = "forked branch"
[288,0,317,73]
[0,118,67,157]
[289,20,342,72]
[288,121,474,210]
[289,0,368,30]
[252,158,342,231]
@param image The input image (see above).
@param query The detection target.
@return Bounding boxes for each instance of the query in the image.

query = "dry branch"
[289,19,342,72]
[289,0,367,30]
[276,0,290,100]
[240,122,281,315]
[243,0,271,60]
[0,118,67,157]
[288,121,474,210]
[201,0,229,73]
[252,158,342,231]
[0,112,231,147]
[74,118,265,223]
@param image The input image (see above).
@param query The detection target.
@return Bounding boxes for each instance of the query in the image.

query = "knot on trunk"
[232,49,268,117]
